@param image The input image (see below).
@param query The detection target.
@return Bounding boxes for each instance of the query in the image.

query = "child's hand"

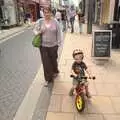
[73,73,78,77]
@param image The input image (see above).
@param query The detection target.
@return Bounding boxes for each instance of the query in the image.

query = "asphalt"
[0,29,41,120]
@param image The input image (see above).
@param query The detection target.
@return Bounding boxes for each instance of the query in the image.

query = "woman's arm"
[33,19,43,35]
[56,20,62,46]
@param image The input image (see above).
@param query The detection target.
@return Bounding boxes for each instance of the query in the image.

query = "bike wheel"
[75,93,85,112]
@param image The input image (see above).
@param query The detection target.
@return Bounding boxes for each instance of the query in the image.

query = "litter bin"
[107,21,120,49]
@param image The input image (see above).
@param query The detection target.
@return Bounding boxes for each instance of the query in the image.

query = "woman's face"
[43,8,51,20]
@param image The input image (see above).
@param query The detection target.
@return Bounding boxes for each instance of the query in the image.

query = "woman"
[33,7,61,87]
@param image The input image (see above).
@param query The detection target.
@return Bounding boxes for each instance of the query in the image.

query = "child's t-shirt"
[72,61,87,76]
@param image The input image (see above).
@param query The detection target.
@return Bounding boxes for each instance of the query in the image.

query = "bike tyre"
[75,93,85,112]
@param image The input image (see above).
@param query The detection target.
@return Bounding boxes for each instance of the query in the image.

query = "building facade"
[99,0,115,24]
[0,0,40,27]
[0,0,17,26]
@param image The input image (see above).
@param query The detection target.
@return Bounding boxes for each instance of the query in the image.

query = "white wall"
[109,0,115,23]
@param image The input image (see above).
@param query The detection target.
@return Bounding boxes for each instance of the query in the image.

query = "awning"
[32,0,39,3]
[39,0,50,7]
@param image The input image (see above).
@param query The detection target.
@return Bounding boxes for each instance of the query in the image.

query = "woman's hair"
[43,7,52,13]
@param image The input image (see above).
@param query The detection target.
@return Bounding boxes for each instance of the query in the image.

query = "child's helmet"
[72,49,84,59]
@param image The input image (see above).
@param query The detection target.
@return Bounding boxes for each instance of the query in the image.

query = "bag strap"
[54,19,58,43]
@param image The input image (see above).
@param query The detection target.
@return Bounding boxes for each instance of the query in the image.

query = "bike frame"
[76,80,87,96]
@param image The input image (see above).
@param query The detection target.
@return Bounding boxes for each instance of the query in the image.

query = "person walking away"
[66,7,70,28]
[61,10,67,32]
[33,7,62,87]
[77,9,84,34]
[69,6,76,33]
[40,8,44,19]
[55,9,61,23]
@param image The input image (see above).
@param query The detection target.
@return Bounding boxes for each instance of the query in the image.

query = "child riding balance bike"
[69,49,95,112]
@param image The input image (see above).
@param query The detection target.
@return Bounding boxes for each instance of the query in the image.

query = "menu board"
[92,30,112,58]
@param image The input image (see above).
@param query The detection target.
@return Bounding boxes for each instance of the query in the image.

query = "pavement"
[45,24,120,120]
[0,23,33,41]
[12,20,120,120]
[1,20,120,120]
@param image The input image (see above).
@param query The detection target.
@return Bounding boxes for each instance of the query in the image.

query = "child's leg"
[85,85,91,98]
[69,78,78,96]
[69,85,77,96]
[69,86,74,96]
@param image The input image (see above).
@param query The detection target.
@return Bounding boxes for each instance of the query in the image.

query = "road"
[0,29,41,120]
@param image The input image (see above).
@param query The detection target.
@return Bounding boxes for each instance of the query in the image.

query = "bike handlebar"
[70,75,96,80]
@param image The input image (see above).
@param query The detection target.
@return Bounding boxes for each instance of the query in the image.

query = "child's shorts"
[72,78,89,86]
[72,78,79,85]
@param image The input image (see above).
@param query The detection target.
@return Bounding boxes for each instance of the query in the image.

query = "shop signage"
[92,30,112,58]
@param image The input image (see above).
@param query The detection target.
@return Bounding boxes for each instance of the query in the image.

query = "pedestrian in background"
[33,7,62,87]
[69,5,76,33]
[40,8,44,18]
[61,10,67,32]
[66,7,70,28]
[55,9,61,23]
[77,9,85,34]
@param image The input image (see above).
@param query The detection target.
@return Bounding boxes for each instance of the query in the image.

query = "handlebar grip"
[92,76,96,80]
[70,75,74,78]
[70,75,78,79]
[89,76,96,80]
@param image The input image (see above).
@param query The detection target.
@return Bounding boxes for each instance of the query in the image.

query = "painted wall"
[109,0,115,22]
[100,0,116,24]
[101,0,110,24]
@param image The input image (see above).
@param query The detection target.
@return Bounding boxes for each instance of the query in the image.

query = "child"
[69,49,92,98]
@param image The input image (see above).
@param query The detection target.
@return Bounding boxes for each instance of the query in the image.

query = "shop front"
[16,0,25,25]
[24,0,39,22]
[1,0,17,26]
[0,0,4,20]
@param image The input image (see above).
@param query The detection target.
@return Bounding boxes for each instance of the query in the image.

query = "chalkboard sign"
[92,30,112,58]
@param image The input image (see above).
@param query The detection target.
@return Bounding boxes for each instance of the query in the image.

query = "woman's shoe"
[44,81,49,87]
[53,70,60,78]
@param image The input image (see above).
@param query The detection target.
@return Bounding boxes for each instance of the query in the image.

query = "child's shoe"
[86,92,92,98]
[69,88,74,96]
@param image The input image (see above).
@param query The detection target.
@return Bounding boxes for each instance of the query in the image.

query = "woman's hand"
[40,24,46,33]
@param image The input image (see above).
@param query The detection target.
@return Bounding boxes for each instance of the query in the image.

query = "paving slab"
[61,96,75,113]
[87,96,116,114]
[110,97,120,113]
[116,84,120,96]
[95,83,119,96]
[103,115,120,120]
[52,82,72,95]
[46,112,74,120]
[75,114,104,120]
[48,95,62,112]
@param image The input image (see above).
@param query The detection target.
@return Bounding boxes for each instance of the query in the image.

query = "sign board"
[92,30,112,58]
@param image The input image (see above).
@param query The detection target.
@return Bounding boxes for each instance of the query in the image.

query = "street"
[0,0,120,119]
[0,29,41,120]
